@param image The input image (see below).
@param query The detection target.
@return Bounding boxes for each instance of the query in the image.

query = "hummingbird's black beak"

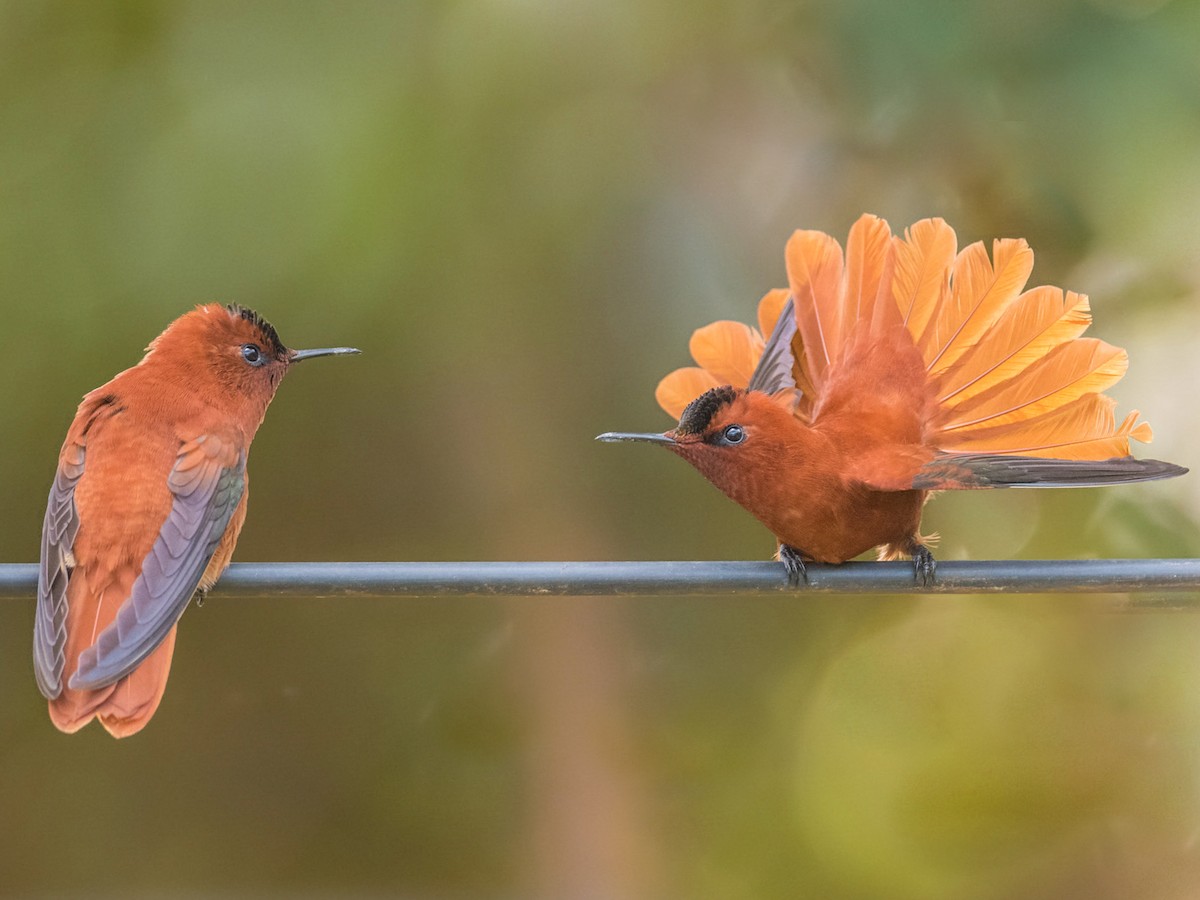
[289,347,361,362]
[595,431,676,446]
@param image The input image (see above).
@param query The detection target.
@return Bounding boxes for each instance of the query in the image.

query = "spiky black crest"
[226,304,287,357]
[677,386,739,436]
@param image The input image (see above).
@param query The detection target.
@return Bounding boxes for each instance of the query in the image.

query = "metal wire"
[1,560,1198,604]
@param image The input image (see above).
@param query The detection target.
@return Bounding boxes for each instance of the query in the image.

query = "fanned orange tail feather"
[656,213,1154,463]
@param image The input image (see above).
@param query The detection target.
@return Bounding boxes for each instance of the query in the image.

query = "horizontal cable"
[1,560,1199,605]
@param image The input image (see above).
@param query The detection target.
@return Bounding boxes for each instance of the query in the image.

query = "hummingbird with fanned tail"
[599,214,1186,583]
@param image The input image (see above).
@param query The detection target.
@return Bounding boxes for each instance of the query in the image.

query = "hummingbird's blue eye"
[240,343,265,366]
[722,424,745,444]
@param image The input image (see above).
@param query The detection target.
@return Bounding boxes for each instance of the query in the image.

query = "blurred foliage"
[1,0,1199,897]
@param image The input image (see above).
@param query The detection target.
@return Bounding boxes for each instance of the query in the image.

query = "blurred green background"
[2,1,1199,897]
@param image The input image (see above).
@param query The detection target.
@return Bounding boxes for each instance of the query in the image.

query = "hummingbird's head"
[144,304,359,423]
[597,385,802,509]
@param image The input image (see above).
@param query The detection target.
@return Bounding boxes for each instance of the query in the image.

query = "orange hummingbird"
[599,214,1186,583]
[34,304,358,737]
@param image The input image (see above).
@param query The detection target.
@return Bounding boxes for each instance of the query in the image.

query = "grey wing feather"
[913,453,1188,490]
[68,448,246,691]
[746,296,799,396]
[33,445,85,699]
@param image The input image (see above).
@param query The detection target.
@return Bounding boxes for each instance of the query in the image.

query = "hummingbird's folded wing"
[909,453,1187,489]
[33,441,86,699]
[850,447,1187,492]
[68,434,246,691]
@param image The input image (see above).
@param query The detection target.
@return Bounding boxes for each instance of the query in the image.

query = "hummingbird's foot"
[194,587,209,609]
[910,543,937,587]
[779,544,809,586]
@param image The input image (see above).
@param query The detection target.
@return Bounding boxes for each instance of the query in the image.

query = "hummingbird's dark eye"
[721,424,746,445]
[240,343,265,367]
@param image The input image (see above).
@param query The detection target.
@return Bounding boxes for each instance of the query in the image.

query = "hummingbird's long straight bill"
[596,431,675,445]
[290,347,361,362]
